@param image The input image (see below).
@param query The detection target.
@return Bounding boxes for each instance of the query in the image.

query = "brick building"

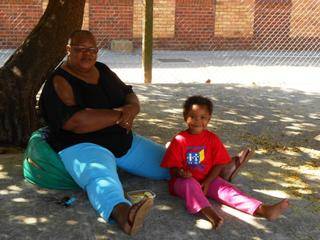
[0,0,319,51]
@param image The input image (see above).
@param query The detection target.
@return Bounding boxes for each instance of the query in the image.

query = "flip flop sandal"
[127,196,154,235]
[228,148,255,182]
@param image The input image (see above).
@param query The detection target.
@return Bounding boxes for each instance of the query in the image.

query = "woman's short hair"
[68,30,96,45]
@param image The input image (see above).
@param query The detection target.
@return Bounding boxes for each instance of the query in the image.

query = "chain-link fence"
[0,0,319,87]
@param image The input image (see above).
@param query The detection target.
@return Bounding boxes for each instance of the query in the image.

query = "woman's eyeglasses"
[69,45,99,54]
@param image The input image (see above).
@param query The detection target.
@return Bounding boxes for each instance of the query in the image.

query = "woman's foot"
[255,199,289,221]
[125,197,154,235]
[201,206,224,229]
[112,197,154,235]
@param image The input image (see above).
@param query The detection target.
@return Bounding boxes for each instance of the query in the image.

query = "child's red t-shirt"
[161,130,231,194]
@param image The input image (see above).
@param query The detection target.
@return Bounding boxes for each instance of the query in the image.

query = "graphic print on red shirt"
[161,130,231,185]
[186,145,206,171]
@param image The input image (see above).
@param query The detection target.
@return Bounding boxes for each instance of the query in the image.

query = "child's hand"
[178,169,192,178]
[201,180,211,195]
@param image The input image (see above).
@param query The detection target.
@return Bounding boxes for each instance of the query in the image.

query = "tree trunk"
[0,0,85,146]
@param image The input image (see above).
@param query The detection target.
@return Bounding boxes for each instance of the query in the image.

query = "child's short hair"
[183,95,213,117]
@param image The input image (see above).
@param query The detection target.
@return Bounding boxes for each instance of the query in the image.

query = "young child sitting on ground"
[161,95,289,229]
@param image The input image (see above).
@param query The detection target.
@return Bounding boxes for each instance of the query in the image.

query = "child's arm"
[201,163,227,195]
[171,167,192,178]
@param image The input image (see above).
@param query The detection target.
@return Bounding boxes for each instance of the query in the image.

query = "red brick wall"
[134,0,216,50]
[166,0,215,50]
[0,0,319,51]
[0,0,42,48]
[89,0,133,48]
[254,0,292,50]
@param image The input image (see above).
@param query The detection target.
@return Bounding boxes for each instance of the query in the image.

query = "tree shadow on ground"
[0,83,319,240]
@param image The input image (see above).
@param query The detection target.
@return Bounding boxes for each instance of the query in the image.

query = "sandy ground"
[1,82,319,240]
[0,49,319,239]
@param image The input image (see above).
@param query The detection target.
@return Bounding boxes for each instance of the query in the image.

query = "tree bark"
[0,0,85,146]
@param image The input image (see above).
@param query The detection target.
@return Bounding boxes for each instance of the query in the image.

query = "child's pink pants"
[173,176,262,215]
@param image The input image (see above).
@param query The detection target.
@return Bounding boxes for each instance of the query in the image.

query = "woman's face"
[184,104,211,134]
[67,36,98,72]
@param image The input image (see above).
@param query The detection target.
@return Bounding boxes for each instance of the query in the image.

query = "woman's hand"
[114,104,139,132]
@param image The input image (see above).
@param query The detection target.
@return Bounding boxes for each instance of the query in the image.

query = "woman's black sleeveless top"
[39,61,133,157]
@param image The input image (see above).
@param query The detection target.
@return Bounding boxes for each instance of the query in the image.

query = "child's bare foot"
[201,206,224,229]
[255,199,289,221]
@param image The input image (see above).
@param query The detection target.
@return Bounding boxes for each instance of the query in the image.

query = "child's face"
[184,104,211,134]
